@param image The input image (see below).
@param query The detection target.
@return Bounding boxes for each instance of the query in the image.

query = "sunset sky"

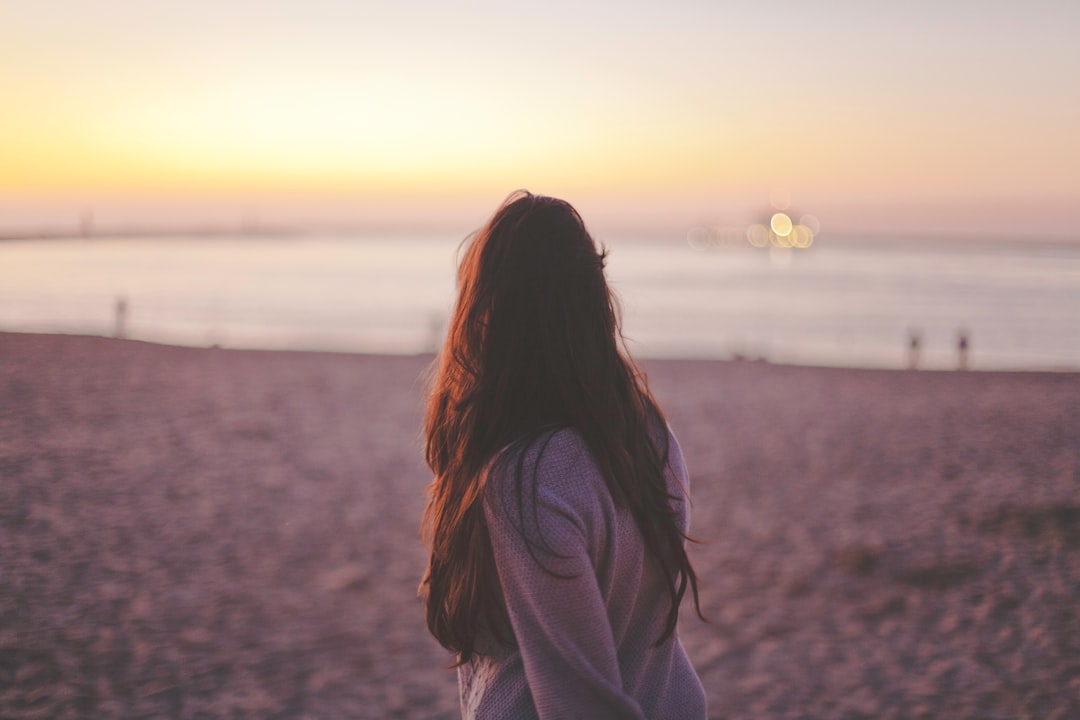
[2,0,1078,237]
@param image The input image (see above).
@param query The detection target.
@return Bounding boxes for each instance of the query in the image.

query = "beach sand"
[2,332,1078,718]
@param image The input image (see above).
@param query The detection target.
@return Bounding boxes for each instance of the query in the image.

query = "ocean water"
[1,232,1078,371]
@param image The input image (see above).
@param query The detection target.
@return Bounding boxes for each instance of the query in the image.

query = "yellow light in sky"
[3,0,1078,239]
[93,74,530,191]
[770,212,793,237]
[0,64,752,198]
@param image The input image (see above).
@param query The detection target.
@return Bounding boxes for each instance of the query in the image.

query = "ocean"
[1,232,1077,371]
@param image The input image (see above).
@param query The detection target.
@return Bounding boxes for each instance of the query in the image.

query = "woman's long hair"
[420,190,701,663]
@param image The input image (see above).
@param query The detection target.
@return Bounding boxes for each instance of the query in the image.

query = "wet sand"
[2,332,1078,719]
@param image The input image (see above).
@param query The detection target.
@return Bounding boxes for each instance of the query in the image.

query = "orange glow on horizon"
[2,1,1078,236]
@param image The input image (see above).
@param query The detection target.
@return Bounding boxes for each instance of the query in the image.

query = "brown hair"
[420,190,701,663]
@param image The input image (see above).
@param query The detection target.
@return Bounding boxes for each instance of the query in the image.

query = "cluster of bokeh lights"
[747,212,820,249]
[685,212,821,251]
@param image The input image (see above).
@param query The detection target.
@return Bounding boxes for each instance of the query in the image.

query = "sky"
[2,0,1078,238]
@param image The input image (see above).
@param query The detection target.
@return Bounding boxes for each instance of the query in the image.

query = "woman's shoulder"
[490,424,683,481]
[487,427,603,500]
[663,423,689,489]
[482,427,609,554]
[486,424,686,506]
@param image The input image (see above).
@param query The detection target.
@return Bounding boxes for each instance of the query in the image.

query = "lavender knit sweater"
[458,428,707,719]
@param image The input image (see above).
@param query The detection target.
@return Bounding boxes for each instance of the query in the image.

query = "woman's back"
[459,427,706,720]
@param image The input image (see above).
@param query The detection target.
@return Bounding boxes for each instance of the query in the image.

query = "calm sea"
[1,232,1078,371]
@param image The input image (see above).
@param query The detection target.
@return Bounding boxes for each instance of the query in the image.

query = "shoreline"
[4,329,1078,376]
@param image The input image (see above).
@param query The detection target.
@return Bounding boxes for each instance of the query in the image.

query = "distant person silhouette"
[957,329,970,371]
[115,296,128,339]
[908,329,922,370]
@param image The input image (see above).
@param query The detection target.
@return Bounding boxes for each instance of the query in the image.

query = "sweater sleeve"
[483,432,648,720]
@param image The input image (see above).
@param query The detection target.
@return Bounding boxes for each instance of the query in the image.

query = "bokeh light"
[770,212,794,237]
[791,224,814,248]
[747,224,770,248]
[687,225,712,251]
[769,187,791,211]
[770,230,792,249]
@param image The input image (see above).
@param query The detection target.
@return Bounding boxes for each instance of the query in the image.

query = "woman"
[420,191,706,719]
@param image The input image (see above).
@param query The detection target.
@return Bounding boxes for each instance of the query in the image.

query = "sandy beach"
[1,331,1078,719]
